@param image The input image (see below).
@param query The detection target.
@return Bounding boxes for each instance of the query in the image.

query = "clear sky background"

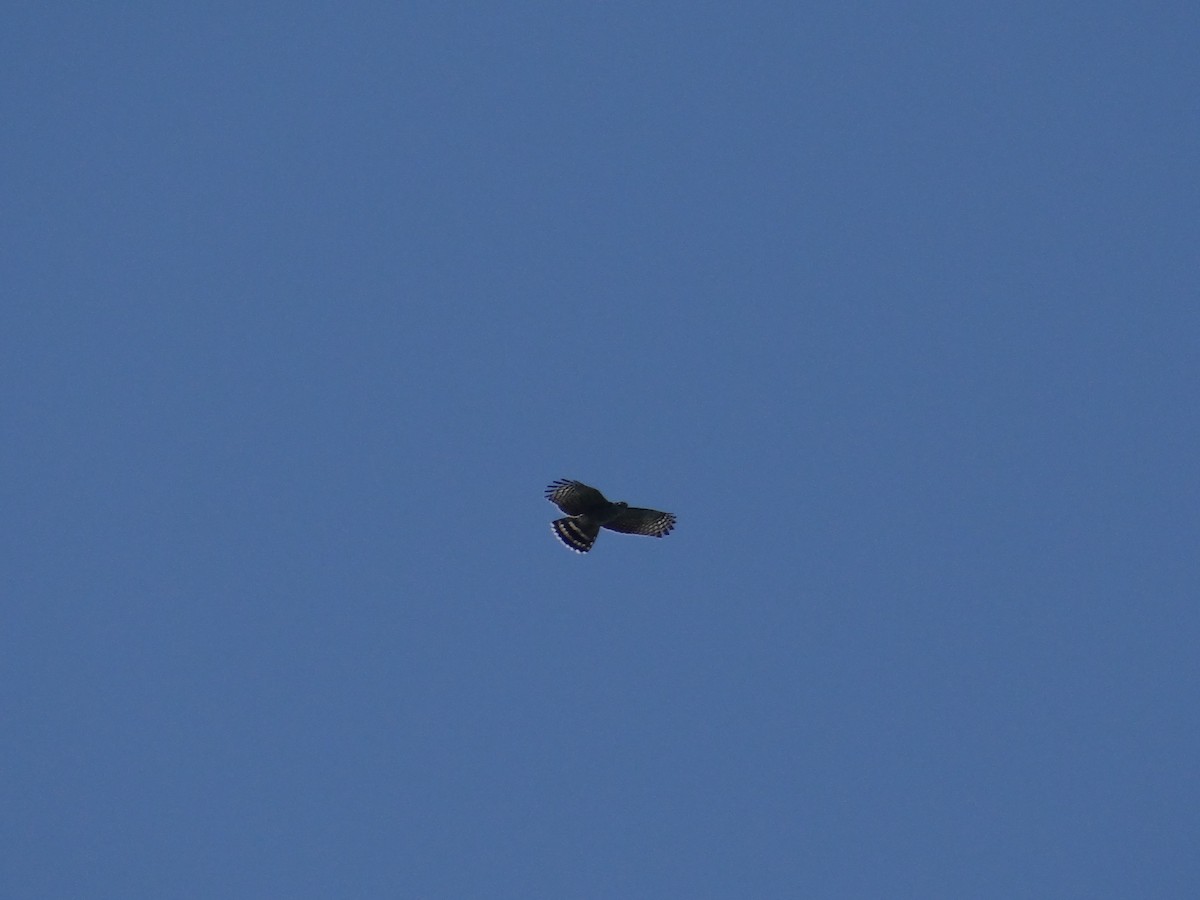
[4,3,1197,898]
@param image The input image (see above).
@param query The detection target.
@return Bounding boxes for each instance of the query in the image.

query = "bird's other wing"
[604,507,677,537]
[545,479,608,515]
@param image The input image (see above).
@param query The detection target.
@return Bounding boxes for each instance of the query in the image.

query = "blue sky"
[4,3,1197,897]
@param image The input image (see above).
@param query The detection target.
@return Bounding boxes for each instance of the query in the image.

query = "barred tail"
[551,517,599,553]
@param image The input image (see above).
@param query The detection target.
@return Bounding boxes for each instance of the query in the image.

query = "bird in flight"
[544,479,676,553]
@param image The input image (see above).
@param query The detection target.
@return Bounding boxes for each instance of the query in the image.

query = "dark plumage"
[544,479,676,553]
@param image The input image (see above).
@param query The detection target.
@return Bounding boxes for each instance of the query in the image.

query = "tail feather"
[551,517,600,553]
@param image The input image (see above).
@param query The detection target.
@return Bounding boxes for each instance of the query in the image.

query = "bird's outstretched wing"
[604,507,676,537]
[545,479,608,516]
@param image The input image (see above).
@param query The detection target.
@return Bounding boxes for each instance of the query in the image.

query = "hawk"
[544,478,676,553]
